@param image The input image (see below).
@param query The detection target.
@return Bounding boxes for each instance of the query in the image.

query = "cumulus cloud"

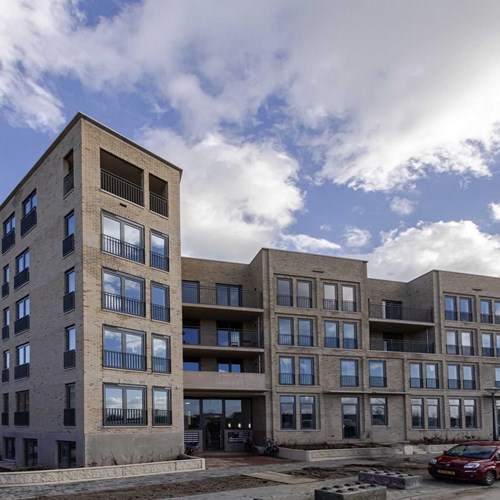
[344,226,371,248]
[278,233,341,254]
[390,197,415,216]
[489,202,500,221]
[363,220,500,281]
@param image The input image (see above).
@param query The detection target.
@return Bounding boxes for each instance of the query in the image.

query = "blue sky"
[2,0,500,281]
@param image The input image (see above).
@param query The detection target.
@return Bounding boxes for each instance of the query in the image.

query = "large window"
[2,213,15,254]
[15,390,29,426]
[496,367,500,388]
[297,280,312,308]
[448,364,460,389]
[341,285,356,312]
[462,365,476,390]
[343,322,358,349]
[150,231,169,271]
[410,363,423,388]
[324,320,339,348]
[14,249,30,289]
[427,398,441,429]
[217,359,243,373]
[425,363,439,389]
[280,395,296,429]
[63,211,75,256]
[299,357,314,385]
[371,398,387,426]
[298,319,313,346]
[15,343,30,380]
[15,296,30,333]
[103,326,145,371]
[411,398,424,428]
[445,295,473,322]
[340,359,358,387]
[104,384,146,426]
[153,387,172,426]
[2,307,9,340]
[101,213,144,263]
[152,335,171,373]
[64,325,76,368]
[183,320,200,345]
[369,360,386,387]
[64,383,76,426]
[151,283,170,322]
[279,357,294,385]
[21,191,37,236]
[482,332,494,357]
[449,398,477,429]
[216,284,241,306]
[102,270,145,316]
[182,281,200,304]
[183,357,201,371]
[277,278,292,306]
[480,299,500,324]
[1,265,8,298]
[342,397,359,438]
[300,396,316,429]
[278,317,293,345]
[323,283,338,310]
[63,268,75,312]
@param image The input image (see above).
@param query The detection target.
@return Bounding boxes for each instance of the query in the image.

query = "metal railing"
[279,373,295,385]
[182,285,262,308]
[64,408,76,426]
[102,292,145,317]
[1,325,8,340]
[1,412,8,426]
[64,349,76,368]
[150,192,168,217]
[1,282,8,297]
[101,170,144,206]
[151,304,170,322]
[63,292,75,312]
[343,338,358,349]
[341,375,359,387]
[63,234,74,256]
[323,299,338,310]
[448,379,460,389]
[369,303,433,322]
[324,337,339,348]
[278,333,293,345]
[1,229,15,254]
[426,378,440,389]
[101,234,145,263]
[153,409,172,426]
[299,374,315,385]
[14,315,30,334]
[151,251,169,271]
[13,268,29,289]
[103,350,146,371]
[1,368,8,383]
[369,376,387,387]
[297,296,312,308]
[277,294,293,307]
[14,411,29,426]
[152,356,171,373]
[63,171,74,196]
[183,328,262,348]
[104,408,147,426]
[370,338,435,354]
[14,363,30,380]
[20,208,37,236]
[298,335,314,347]
[410,377,423,388]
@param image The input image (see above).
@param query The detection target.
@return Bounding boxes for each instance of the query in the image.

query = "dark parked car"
[428,441,500,486]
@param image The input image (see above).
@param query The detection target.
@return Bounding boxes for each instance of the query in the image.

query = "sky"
[2,0,500,282]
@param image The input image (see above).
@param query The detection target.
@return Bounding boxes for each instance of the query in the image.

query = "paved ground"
[0,452,499,499]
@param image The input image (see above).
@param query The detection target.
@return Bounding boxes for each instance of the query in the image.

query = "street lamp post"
[485,388,499,441]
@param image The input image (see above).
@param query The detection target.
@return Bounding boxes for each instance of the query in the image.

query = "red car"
[428,441,500,486]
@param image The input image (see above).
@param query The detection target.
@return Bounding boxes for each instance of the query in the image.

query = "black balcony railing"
[369,376,387,387]
[343,338,358,349]
[101,234,144,263]
[448,379,460,389]
[1,282,8,297]
[298,335,314,347]
[370,338,435,354]
[278,334,293,346]
[446,344,459,355]
[2,230,15,254]
[14,411,29,426]
[461,346,474,356]
[342,301,357,312]
[463,380,476,390]
[323,298,338,310]
[14,269,29,289]
[20,208,37,236]
[460,312,474,322]
[426,378,440,389]
[102,292,145,317]
[369,303,433,322]
[104,408,147,426]
[14,315,30,334]
[62,234,74,256]
[445,310,458,321]
[277,295,293,307]
[410,377,423,388]
[299,373,314,385]
[64,408,76,426]
[1,368,8,383]
[182,285,262,308]
[101,170,144,206]
[324,337,339,348]
[279,373,295,385]
[341,375,359,387]
[297,296,312,308]
[152,356,171,373]
[481,313,493,324]
[1,412,8,425]
[150,192,168,217]
[1,325,8,340]
[63,171,74,196]
[14,363,30,380]
[63,292,75,312]
[153,409,172,426]
[483,347,495,357]
[151,251,168,271]
[151,304,170,322]
[186,328,262,348]
[64,349,76,368]
[103,350,146,371]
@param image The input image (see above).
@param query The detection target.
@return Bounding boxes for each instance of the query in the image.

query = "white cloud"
[489,202,500,221]
[390,197,415,216]
[278,233,341,254]
[320,223,333,231]
[344,226,371,248]
[362,220,500,281]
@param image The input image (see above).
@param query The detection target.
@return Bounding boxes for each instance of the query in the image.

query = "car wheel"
[482,470,496,486]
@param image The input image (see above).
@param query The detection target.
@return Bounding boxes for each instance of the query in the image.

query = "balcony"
[1,412,8,425]
[153,409,172,426]
[64,408,76,426]
[62,234,74,256]
[64,349,76,368]
[14,363,30,380]
[104,408,147,426]
[370,338,435,354]
[279,373,295,385]
[152,356,171,373]
[183,371,266,392]
[369,303,433,323]
[151,251,169,271]
[1,326,8,340]
[14,411,29,426]
[1,282,8,297]
[183,328,263,349]
[297,296,312,308]
[103,350,146,371]
[63,171,74,196]
[14,315,30,334]
[323,298,338,310]
[299,373,315,385]
[298,335,314,347]
[448,379,460,389]
[20,208,37,236]
[1,368,8,383]
[101,234,145,263]
[151,304,170,322]
[150,192,168,217]
[63,292,75,312]
[341,375,359,387]
[1,230,15,254]
[369,376,387,388]
[278,334,293,346]
[324,337,339,348]
[343,338,358,349]
[277,295,292,307]
[101,169,144,206]
[14,268,29,289]
[102,292,145,317]
[182,285,262,309]
[426,378,440,389]
[410,377,423,388]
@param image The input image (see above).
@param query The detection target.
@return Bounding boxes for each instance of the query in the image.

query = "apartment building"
[2,113,500,467]
[0,114,183,468]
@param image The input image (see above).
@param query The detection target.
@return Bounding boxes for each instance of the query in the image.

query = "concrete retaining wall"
[278,446,395,462]
[0,457,205,486]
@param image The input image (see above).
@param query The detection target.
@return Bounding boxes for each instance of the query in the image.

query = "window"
[2,350,9,383]
[300,396,316,429]
[216,284,241,306]
[447,329,475,355]
[1,265,8,297]
[425,363,439,389]
[280,395,295,429]
[299,357,314,385]
[481,299,493,323]
[449,399,461,428]
[149,173,168,216]
[183,357,201,371]
[58,441,76,469]
[411,398,424,428]
[495,367,500,388]
[15,343,30,381]
[63,211,75,256]
[446,330,458,354]
[461,331,474,355]
[324,320,339,348]
[64,383,76,426]
[445,295,473,322]
[448,364,460,389]
[102,270,145,316]
[63,150,74,196]
[383,300,402,320]
[341,285,356,312]
[2,307,9,340]
[101,213,144,263]
[2,213,15,254]
[341,359,359,387]
[279,357,294,384]
[464,399,477,428]
[153,387,172,426]
[14,296,30,333]
[103,326,145,371]
[21,190,37,236]
[445,295,457,321]
[182,281,200,304]
[427,398,441,429]
[449,398,477,429]
[217,360,243,373]
[323,283,338,310]
[297,280,312,308]
[104,384,146,426]
[2,393,9,426]
[150,231,169,271]
[343,322,358,349]
[15,390,29,426]
[277,278,292,306]
[298,318,313,346]
[183,320,200,345]
[64,325,76,368]
[371,398,387,426]
[278,317,293,345]
[482,332,494,357]
[410,362,423,388]
[462,365,476,390]
[14,249,29,289]
[342,397,359,438]
[369,360,386,387]
[63,268,75,312]
[152,335,171,373]
[460,297,473,322]
[151,283,170,322]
